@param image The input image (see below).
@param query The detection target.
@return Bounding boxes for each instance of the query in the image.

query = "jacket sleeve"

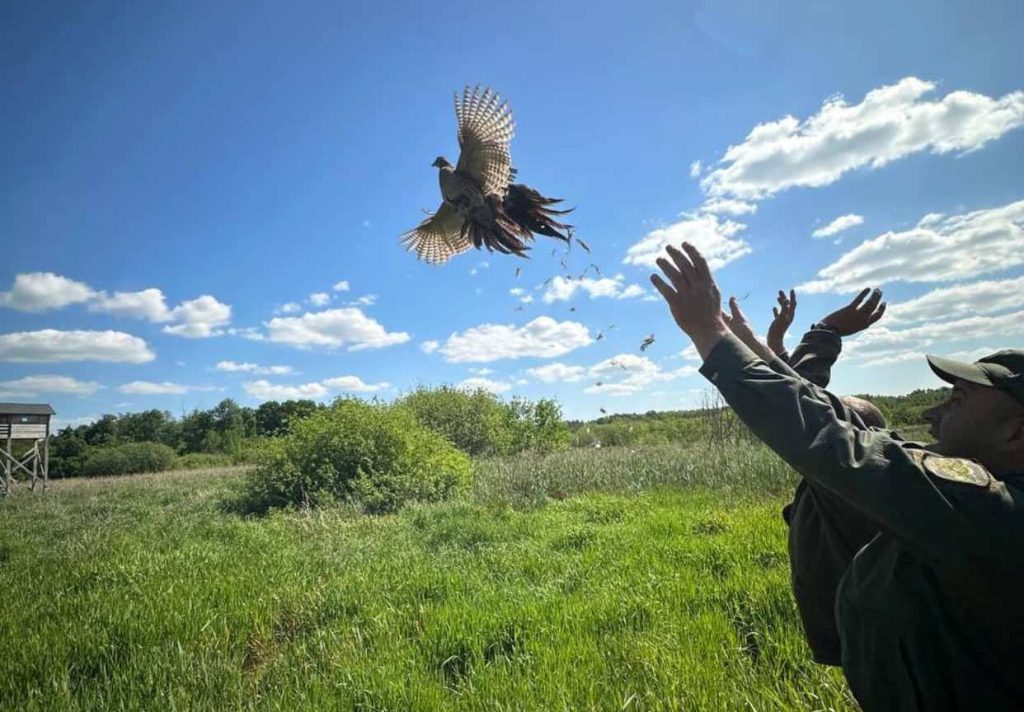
[700,333,1024,578]
[784,327,842,388]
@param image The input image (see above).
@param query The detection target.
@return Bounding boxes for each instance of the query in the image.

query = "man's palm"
[822,288,886,336]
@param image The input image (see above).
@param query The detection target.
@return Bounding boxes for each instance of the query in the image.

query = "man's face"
[930,380,1024,461]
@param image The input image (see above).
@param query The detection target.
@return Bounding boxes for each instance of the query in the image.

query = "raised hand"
[821,288,886,336]
[650,242,729,360]
[722,296,776,363]
[767,289,796,356]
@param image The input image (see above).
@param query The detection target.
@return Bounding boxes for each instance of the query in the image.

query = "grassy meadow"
[0,443,856,711]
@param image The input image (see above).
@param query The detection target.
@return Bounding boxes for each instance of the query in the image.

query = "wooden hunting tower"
[0,403,54,495]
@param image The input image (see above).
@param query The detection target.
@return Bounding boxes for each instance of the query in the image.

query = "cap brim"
[926,354,995,387]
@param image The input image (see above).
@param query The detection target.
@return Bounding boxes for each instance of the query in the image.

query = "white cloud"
[439,317,592,363]
[0,330,154,363]
[0,375,102,397]
[541,274,647,303]
[162,296,232,338]
[321,376,390,392]
[243,380,329,401]
[699,198,757,216]
[242,374,389,401]
[623,213,752,270]
[0,273,96,312]
[420,340,440,354]
[799,199,1024,293]
[680,344,701,361]
[846,311,1024,366]
[309,292,331,307]
[812,213,864,239]
[886,276,1024,325]
[89,288,172,321]
[468,367,493,375]
[701,77,1024,201]
[585,354,698,396]
[332,281,350,292]
[352,295,377,307]
[457,377,512,394]
[276,302,302,315]
[689,160,703,178]
[265,308,409,350]
[118,381,210,395]
[509,287,526,297]
[215,360,294,376]
[528,362,587,383]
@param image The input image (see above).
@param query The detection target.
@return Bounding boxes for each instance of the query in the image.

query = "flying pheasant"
[402,86,573,263]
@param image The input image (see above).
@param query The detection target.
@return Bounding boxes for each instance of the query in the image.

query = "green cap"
[926,349,1024,406]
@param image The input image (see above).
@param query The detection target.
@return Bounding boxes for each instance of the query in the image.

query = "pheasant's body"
[402,86,573,264]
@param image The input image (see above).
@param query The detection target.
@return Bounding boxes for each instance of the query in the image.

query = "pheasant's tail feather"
[504,183,574,242]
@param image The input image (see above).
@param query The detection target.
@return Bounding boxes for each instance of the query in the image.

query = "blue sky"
[2,0,1023,427]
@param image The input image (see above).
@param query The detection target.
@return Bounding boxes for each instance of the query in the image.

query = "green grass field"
[0,444,855,711]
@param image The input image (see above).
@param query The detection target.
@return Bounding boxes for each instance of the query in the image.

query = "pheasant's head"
[432,156,452,169]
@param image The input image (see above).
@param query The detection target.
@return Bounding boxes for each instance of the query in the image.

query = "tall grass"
[0,449,853,711]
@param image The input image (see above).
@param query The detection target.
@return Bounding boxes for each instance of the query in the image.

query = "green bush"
[395,386,569,456]
[174,453,235,470]
[240,399,472,514]
[80,442,177,477]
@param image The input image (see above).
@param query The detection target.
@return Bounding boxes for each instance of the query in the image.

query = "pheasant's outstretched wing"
[454,86,515,197]
[401,202,471,264]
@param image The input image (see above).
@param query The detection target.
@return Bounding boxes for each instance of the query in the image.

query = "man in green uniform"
[722,291,890,667]
[651,242,1024,710]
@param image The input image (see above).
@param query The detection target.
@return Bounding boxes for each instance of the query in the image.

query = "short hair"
[840,395,887,429]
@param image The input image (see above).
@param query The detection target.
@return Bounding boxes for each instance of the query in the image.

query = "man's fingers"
[729,296,747,323]
[869,301,887,324]
[666,244,698,284]
[656,257,688,292]
[650,274,678,303]
[860,288,883,314]
[849,287,870,309]
[789,289,797,309]
[772,307,780,318]
[681,242,713,281]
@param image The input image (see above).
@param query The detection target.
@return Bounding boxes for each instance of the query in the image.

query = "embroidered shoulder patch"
[922,455,991,487]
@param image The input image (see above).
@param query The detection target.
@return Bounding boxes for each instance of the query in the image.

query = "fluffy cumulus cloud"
[420,340,440,354]
[541,274,647,303]
[527,354,696,395]
[162,296,232,338]
[0,330,154,363]
[799,199,1024,293]
[118,381,209,395]
[701,77,1024,201]
[623,213,751,270]
[439,317,592,363]
[812,214,864,239]
[275,302,302,315]
[689,160,702,178]
[215,360,294,376]
[0,273,96,311]
[700,198,757,216]
[0,274,232,338]
[243,375,389,401]
[584,354,698,396]
[527,362,587,383]
[456,376,512,394]
[885,276,1024,325]
[89,288,173,321]
[243,380,328,401]
[308,292,331,307]
[0,375,102,397]
[845,311,1024,367]
[265,308,409,350]
[332,281,350,292]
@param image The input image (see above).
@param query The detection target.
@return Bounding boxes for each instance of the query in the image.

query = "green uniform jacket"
[777,327,885,666]
[701,333,1024,711]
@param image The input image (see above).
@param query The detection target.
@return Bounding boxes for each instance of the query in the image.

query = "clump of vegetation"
[240,399,472,514]
[396,386,569,456]
[174,452,236,470]
[80,442,178,477]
